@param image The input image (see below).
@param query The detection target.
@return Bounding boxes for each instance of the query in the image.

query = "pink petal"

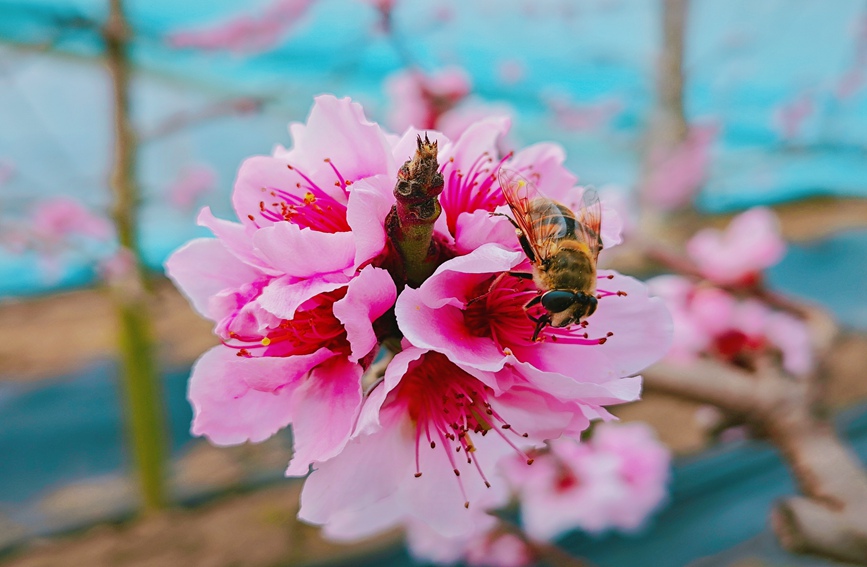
[440,116,510,173]
[396,286,507,372]
[188,347,303,445]
[257,273,349,320]
[345,175,394,270]
[332,266,397,361]
[506,142,577,203]
[285,357,363,475]
[298,404,412,527]
[592,271,673,376]
[164,237,262,321]
[453,209,518,255]
[197,207,275,273]
[421,243,523,308]
[284,95,396,191]
[239,347,335,392]
[252,221,355,278]
[230,155,293,229]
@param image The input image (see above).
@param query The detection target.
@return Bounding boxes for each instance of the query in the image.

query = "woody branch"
[643,314,867,564]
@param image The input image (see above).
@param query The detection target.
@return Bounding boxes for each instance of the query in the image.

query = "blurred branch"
[638,0,691,229]
[140,97,266,142]
[644,319,867,563]
[103,0,168,513]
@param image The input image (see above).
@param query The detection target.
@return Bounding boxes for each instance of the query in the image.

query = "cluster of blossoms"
[0,196,114,282]
[406,422,671,567]
[649,206,812,377]
[166,95,672,547]
[384,67,515,143]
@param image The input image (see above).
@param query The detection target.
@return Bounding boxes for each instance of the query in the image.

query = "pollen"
[260,337,272,346]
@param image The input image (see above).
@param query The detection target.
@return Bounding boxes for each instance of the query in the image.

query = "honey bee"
[498,169,603,341]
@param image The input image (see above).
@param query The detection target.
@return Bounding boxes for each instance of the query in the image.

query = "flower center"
[223,288,350,358]
[393,352,534,508]
[462,273,618,350]
[249,160,352,232]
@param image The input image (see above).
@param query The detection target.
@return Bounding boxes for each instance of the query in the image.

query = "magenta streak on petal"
[324,158,350,195]
[398,352,533,506]
[439,150,512,236]
[253,161,350,232]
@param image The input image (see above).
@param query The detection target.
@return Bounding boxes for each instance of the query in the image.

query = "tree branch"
[103,0,167,512]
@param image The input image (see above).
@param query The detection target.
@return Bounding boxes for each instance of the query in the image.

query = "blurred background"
[1,0,867,565]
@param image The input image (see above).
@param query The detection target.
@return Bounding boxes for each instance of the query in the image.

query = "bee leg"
[531,315,549,342]
[490,212,537,263]
[467,272,508,306]
[507,272,533,280]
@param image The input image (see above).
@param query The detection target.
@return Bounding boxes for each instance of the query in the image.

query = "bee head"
[540,290,598,327]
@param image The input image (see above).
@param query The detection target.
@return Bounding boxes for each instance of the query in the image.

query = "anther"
[261,337,271,346]
[247,214,255,221]
[454,469,460,477]
[526,458,534,465]
[414,472,422,478]
[464,501,470,509]
[430,441,436,449]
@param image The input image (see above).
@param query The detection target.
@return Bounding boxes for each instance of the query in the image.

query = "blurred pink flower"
[406,514,532,567]
[167,163,218,210]
[167,0,312,54]
[31,197,112,243]
[0,158,15,187]
[642,123,718,211]
[686,207,786,286]
[501,423,671,540]
[545,95,623,132]
[773,93,814,140]
[385,67,473,133]
[497,59,525,85]
[648,276,814,375]
[836,68,866,101]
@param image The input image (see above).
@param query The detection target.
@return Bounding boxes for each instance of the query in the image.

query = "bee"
[498,169,603,341]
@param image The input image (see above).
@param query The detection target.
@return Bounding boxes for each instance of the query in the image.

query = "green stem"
[386,135,445,287]
[104,0,167,512]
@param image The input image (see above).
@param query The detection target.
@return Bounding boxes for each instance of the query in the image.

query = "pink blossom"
[501,423,671,540]
[166,93,675,542]
[385,67,473,133]
[167,0,312,54]
[686,207,785,286]
[165,95,399,469]
[773,93,814,140]
[545,94,623,132]
[648,276,814,375]
[30,197,113,243]
[0,158,15,187]
[406,515,532,567]
[300,244,670,538]
[394,244,669,400]
[642,123,717,211]
[298,346,586,540]
[167,163,217,210]
[497,59,525,86]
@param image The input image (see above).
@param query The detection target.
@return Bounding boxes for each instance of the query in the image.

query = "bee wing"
[576,188,603,262]
[499,169,573,264]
